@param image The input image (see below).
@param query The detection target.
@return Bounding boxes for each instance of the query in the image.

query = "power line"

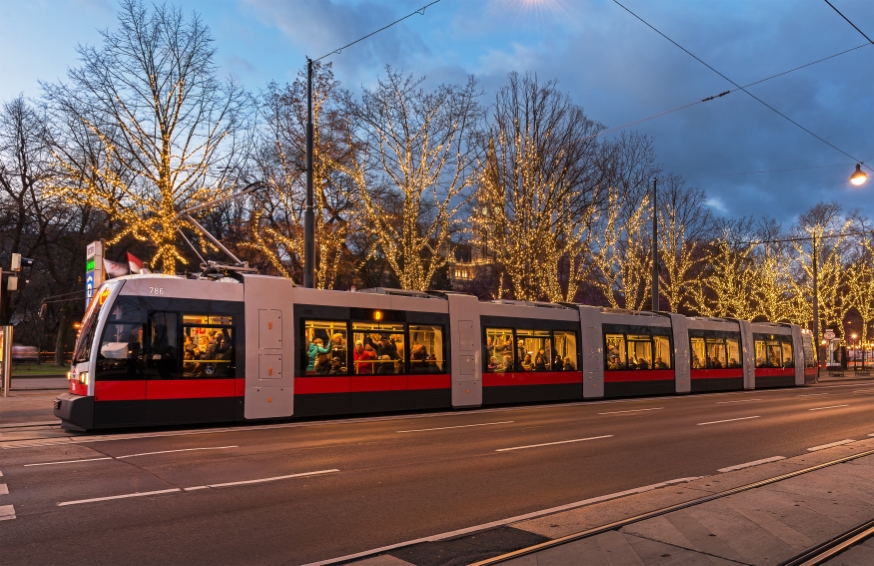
[612,0,874,173]
[314,0,442,62]
[690,157,874,179]
[824,0,874,45]
[591,42,868,140]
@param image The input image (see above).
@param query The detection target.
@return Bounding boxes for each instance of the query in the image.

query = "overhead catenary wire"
[612,0,874,173]
[824,0,874,46]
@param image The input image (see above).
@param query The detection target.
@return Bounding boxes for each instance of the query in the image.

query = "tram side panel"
[670,314,691,394]
[448,294,482,408]
[737,319,756,390]
[243,275,294,420]
[578,306,604,399]
[602,311,675,398]
[790,324,805,386]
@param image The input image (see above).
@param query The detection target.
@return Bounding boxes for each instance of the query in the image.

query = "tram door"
[578,306,604,399]
[243,275,295,419]
[447,294,482,407]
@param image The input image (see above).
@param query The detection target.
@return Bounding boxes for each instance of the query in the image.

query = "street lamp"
[850,163,868,186]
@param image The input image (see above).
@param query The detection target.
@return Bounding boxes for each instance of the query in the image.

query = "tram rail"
[468,447,874,566]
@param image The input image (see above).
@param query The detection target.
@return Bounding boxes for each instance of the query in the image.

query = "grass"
[11,364,70,376]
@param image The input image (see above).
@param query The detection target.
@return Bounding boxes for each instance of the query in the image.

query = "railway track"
[469,447,874,566]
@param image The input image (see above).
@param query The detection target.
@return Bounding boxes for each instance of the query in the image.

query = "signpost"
[0,326,11,397]
[86,241,105,308]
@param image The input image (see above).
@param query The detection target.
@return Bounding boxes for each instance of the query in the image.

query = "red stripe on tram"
[690,369,743,380]
[407,374,451,390]
[604,369,675,383]
[146,379,237,400]
[755,368,795,377]
[95,381,146,401]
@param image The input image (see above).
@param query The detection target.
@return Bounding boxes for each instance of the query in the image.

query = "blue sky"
[1,0,872,224]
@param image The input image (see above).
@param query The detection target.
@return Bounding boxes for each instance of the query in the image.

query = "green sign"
[86,258,95,271]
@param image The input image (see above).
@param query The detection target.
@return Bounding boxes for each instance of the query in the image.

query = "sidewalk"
[499,440,874,565]
[0,390,62,426]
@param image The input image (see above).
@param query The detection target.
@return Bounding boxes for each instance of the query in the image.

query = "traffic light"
[11,253,34,271]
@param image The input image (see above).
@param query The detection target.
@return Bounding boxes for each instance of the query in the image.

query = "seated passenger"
[487,356,498,371]
[653,357,667,369]
[710,358,722,369]
[499,354,513,373]
[329,357,345,375]
[534,349,548,371]
[637,358,649,370]
[563,356,575,371]
[355,343,377,374]
[376,355,395,374]
[728,357,739,367]
[521,353,534,371]
[553,355,564,371]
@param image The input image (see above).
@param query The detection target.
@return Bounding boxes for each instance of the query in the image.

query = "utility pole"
[304,57,316,289]
[812,233,819,378]
[651,177,659,312]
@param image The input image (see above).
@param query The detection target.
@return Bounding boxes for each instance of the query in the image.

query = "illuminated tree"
[249,62,355,288]
[340,68,481,291]
[691,218,757,320]
[846,232,874,341]
[656,175,711,312]
[45,0,249,273]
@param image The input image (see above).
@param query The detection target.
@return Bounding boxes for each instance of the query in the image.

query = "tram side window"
[97,322,144,380]
[516,329,552,371]
[302,320,347,376]
[409,325,444,374]
[690,338,705,369]
[146,312,179,379]
[726,339,741,368]
[652,336,671,369]
[755,340,783,368]
[553,331,578,371]
[802,335,817,368]
[781,341,794,368]
[605,334,627,370]
[706,339,726,369]
[484,328,514,373]
[181,315,234,378]
[352,322,403,375]
[627,335,653,369]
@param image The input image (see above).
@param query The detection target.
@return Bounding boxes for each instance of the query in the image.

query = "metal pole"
[1,325,12,398]
[812,234,819,380]
[304,58,316,288]
[651,177,659,312]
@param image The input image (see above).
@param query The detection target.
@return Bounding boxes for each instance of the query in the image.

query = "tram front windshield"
[73,282,120,364]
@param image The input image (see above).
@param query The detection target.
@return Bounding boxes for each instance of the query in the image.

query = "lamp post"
[651,177,658,312]
[304,58,315,288]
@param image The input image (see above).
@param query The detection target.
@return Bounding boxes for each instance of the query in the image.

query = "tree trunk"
[55,306,68,366]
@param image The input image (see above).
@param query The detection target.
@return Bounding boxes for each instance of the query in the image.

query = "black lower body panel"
[87,397,238,429]
[54,393,95,431]
[605,380,674,398]
[482,383,581,406]
[691,377,744,393]
[295,389,451,418]
[756,375,796,388]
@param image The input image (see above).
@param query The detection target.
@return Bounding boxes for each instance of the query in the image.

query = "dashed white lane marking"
[397,422,513,433]
[496,435,613,452]
[0,484,7,495]
[0,504,15,521]
[302,476,703,566]
[797,393,830,397]
[116,445,238,459]
[58,488,181,506]
[598,408,663,415]
[697,416,760,426]
[717,399,762,404]
[57,469,340,506]
[869,433,874,437]
[25,457,113,467]
[807,439,856,452]
[718,456,786,473]
[808,404,850,411]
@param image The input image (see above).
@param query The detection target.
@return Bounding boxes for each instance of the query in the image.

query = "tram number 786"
[148,287,165,295]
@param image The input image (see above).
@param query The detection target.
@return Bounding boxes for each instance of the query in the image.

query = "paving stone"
[503,536,607,566]
[350,555,416,566]
[622,516,699,551]
[595,530,646,566]
[664,510,747,563]
[722,496,813,550]
[623,532,746,566]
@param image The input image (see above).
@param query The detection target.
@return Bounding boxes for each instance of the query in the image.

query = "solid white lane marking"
[717,399,762,404]
[24,457,113,467]
[183,486,209,491]
[205,469,339,488]
[116,445,238,459]
[718,456,785,473]
[598,408,663,415]
[0,484,7,495]
[0,504,15,521]
[807,439,856,452]
[302,476,703,566]
[797,393,829,397]
[852,389,874,394]
[697,416,760,426]
[869,433,874,437]
[496,435,613,452]
[58,488,181,506]
[397,421,514,433]
[808,405,849,411]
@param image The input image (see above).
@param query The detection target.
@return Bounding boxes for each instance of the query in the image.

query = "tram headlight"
[79,371,89,385]
[67,371,72,381]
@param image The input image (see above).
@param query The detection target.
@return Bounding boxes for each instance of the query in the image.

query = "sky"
[1,0,872,226]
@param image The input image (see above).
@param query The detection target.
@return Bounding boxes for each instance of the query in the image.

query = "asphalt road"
[1,383,873,565]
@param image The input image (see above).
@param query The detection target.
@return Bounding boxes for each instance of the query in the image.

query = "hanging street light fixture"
[850,163,868,186]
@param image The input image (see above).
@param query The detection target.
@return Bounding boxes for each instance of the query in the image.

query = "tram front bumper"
[54,393,94,431]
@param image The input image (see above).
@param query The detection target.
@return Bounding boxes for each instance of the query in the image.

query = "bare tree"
[341,68,481,291]
[45,0,250,274]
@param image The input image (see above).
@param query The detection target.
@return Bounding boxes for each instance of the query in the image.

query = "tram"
[54,274,817,431]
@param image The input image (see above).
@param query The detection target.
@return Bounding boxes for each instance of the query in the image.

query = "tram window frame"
[781,341,794,368]
[726,339,741,368]
[755,339,784,368]
[180,313,236,379]
[605,331,673,371]
[408,324,446,374]
[483,327,579,373]
[301,320,349,376]
[351,322,405,376]
[705,338,727,369]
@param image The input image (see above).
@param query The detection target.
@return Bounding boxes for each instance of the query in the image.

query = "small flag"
[127,252,151,274]
[103,258,130,278]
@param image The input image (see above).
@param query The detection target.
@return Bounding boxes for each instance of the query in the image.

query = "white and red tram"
[54,274,818,431]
